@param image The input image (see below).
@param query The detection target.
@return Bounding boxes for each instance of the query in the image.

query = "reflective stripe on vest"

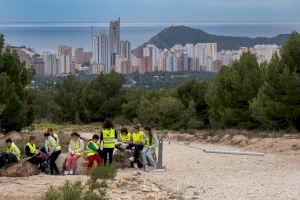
[7,142,21,161]
[86,141,99,156]
[25,143,37,158]
[120,133,131,143]
[132,131,144,143]
[102,129,115,148]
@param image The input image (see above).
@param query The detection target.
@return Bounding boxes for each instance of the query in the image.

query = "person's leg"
[102,149,108,166]
[95,154,101,167]
[108,148,114,165]
[146,148,157,167]
[70,155,79,171]
[50,151,61,175]
[66,155,73,171]
[87,155,94,168]
[142,147,149,167]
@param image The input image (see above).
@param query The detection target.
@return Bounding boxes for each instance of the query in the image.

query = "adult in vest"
[86,134,101,168]
[64,132,84,175]
[47,128,60,145]
[131,125,144,168]
[100,118,117,166]
[5,138,21,162]
[25,135,46,172]
[44,132,61,175]
[142,127,158,170]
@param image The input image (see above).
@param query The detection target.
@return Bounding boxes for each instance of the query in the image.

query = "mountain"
[134,26,289,56]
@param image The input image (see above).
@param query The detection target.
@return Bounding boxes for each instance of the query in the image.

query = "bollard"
[157,140,163,169]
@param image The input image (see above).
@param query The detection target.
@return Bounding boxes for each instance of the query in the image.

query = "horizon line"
[1,21,300,28]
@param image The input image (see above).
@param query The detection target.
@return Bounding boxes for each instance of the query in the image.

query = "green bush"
[43,166,117,200]
[44,181,83,200]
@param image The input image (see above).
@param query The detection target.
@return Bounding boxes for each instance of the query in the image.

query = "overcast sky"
[0,0,299,23]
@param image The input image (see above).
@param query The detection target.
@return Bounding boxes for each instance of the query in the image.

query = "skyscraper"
[42,52,58,75]
[57,45,72,75]
[93,32,109,73]
[120,40,131,62]
[109,17,121,70]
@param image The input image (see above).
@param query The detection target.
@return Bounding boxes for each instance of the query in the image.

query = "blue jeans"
[142,147,156,167]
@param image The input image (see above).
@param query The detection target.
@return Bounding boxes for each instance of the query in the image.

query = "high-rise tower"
[109,17,120,71]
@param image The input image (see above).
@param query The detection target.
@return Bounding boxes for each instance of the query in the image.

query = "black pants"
[50,150,61,175]
[102,148,114,166]
[131,144,143,168]
[28,156,46,172]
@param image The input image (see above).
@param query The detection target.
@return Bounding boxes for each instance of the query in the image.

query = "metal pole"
[203,149,265,156]
[157,140,163,169]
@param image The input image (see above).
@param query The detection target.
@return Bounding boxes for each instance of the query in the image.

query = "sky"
[0,0,299,23]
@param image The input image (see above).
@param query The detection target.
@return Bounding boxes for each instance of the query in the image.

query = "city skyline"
[0,0,300,23]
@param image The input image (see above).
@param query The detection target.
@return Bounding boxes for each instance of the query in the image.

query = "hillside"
[134,25,289,55]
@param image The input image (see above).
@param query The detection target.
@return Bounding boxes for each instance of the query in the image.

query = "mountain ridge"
[134,25,290,56]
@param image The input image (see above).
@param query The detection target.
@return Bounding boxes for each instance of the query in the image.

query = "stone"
[1,160,39,177]
[113,149,133,169]
[56,153,87,175]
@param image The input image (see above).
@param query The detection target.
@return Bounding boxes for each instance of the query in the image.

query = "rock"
[113,150,133,169]
[4,131,22,141]
[231,135,248,145]
[1,160,39,177]
[56,153,87,175]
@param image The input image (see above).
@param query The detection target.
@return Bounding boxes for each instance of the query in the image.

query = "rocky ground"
[0,130,300,200]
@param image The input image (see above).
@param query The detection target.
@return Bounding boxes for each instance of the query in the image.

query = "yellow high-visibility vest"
[25,143,37,158]
[132,131,144,143]
[120,132,131,143]
[86,141,99,156]
[72,140,81,156]
[102,129,116,148]
[47,136,62,152]
[7,142,21,161]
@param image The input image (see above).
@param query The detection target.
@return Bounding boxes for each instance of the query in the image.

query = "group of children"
[1,118,159,175]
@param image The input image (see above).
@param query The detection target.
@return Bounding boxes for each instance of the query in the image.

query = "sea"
[0,22,300,53]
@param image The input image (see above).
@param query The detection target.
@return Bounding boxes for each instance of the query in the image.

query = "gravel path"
[0,141,299,200]
[140,141,300,200]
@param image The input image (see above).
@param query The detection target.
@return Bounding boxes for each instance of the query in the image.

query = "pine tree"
[250,32,300,131]
[0,34,35,132]
[206,52,262,128]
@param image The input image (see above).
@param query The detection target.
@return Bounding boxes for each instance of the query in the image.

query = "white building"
[93,32,110,73]
[42,52,57,75]
[120,40,131,62]
[194,43,217,72]
[109,17,121,68]
[57,45,72,75]
[143,44,161,71]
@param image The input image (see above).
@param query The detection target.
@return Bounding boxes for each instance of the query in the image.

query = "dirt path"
[0,141,299,200]
[140,141,300,200]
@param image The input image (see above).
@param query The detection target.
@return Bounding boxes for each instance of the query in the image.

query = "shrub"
[43,165,117,200]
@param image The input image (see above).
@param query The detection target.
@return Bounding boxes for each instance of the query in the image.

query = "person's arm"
[45,140,49,153]
[25,145,32,157]
[87,142,99,152]
[151,132,159,149]
[68,140,73,153]
[15,145,21,158]
[100,131,104,148]
[78,139,85,154]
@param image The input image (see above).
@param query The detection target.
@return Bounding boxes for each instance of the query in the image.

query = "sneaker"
[129,156,134,161]
[63,171,69,175]
[69,170,73,175]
